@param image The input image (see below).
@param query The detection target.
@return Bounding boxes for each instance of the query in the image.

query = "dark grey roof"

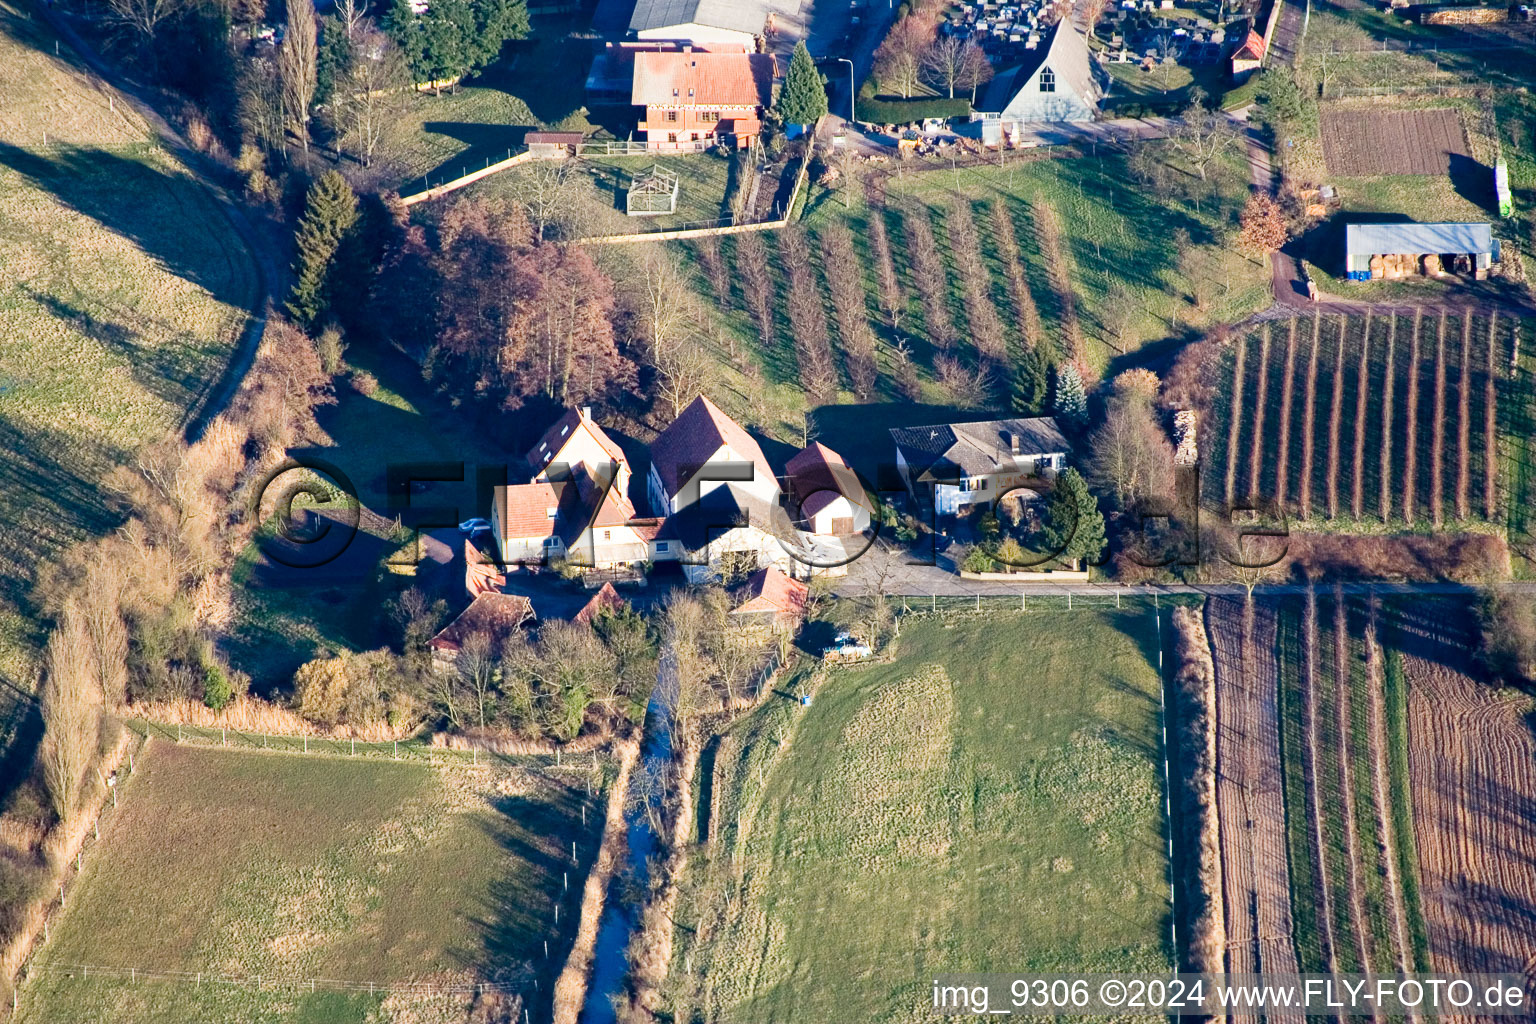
[629,0,788,35]
[976,21,1100,117]
[891,417,1069,482]
[1345,222,1492,256]
[979,32,1051,114]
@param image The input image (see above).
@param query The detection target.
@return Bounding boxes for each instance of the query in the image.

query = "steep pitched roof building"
[631,49,775,149]
[784,442,872,536]
[647,395,780,515]
[975,20,1103,128]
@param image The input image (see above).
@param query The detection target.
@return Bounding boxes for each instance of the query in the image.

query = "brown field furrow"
[1276,319,1299,510]
[1431,312,1448,529]
[1403,311,1422,526]
[1353,314,1372,519]
[1485,313,1499,520]
[1303,589,1343,974]
[1327,318,1347,520]
[1227,333,1249,506]
[1249,326,1273,500]
[1364,600,1415,977]
[1457,314,1472,520]
[1206,597,1302,1020]
[1407,649,1536,1024]
[1320,108,1470,176]
[1333,593,1377,985]
[1301,314,1322,520]
[1380,317,1397,524]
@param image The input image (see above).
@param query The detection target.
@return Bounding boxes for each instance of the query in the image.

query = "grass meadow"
[17,741,602,1024]
[666,610,1172,1024]
[0,1,258,679]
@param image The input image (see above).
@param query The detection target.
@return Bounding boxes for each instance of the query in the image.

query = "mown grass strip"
[1276,599,1325,972]
[1381,640,1431,972]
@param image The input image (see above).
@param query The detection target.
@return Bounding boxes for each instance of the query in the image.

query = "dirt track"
[1406,645,1536,1020]
[1206,598,1303,1021]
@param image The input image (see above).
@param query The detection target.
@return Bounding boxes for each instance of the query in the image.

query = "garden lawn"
[223,343,511,687]
[18,742,599,1024]
[667,609,1172,1024]
[0,1,258,680]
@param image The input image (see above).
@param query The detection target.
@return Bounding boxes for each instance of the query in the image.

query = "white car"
[458,518,492,536]
[822,631,872,660]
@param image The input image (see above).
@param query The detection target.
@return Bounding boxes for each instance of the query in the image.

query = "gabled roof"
[526,407,628,481]
[785,442,872,519]
[979,20,1101,116]
[1344,222,1493,256]
[574,582,628,626]
[465,539,506,596]
[890,416,1069,483]
[499,462,639,548]
[428,592,535,653]
[629,0,790,36]
[496,481,567,541]
[731,566,809,618]
[631,50,775,108]
[649,395,775,500]
[653,483,794,550]
[1232,29,1266,61]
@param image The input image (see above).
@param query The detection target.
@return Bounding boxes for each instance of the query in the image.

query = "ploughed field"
[1209,311,1535,528]
[1320,108,1471,177]
[665,610,1172,1024]
[17,742,603,1024]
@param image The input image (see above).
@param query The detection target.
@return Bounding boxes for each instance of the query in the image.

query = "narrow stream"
[578,651,675,1024]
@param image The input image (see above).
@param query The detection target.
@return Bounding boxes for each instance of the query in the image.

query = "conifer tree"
[1042,468,1106,569]
[1011,347,1050,415]
[287,171,360,327]
[1052,361,1088,430]
[777,42,828,127]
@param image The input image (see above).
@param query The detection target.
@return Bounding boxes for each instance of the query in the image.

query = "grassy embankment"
[666,609,1173,1024]
[18,741,602,1024]
[0,0,257,680]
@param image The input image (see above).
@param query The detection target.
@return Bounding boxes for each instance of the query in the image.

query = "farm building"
[890,416,1069,515]
[627,0,798,47]
[428,592,535,663]
[1343,222,1498,281]
[631,48,775,149]
[1229,29,1266,79]
[525,131,583,159]
[784,442,872,536]
[973,20,1103,130]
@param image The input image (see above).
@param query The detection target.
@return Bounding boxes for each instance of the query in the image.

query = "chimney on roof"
[581,405,592,420]
[1009,431,1022,456]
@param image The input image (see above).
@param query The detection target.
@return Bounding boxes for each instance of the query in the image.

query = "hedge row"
[856,95,971,125]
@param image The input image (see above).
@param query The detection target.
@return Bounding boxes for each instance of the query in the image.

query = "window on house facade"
[700,111,719,123]
[667,133,677,143]
[656,541,669,552]
[666,109,678,122]
[602,529,611,540]
[1040,67,1055,92]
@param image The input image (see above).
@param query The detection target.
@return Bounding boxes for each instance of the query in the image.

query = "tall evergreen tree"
[1052,362,1088,430]
[1041,468,1106,569]
[777,42,828,127]
[1011,347,1050,415]
[287,171,360,326]
[384,0,527,89]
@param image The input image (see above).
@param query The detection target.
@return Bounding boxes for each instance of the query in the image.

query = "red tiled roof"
[496,481,565,540]
[465,539,506,596]
[526,408,628,480]
[731,566,808,618]
[784,441,871,520]
[574,582,628,626]
[429,592,535,653]
[649,395,774,499]
[631,51,774,108]
[526,132,584,145]
[1234,30,1265,60]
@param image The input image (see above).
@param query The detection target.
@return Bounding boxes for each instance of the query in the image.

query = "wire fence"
[124,720,607,774]
[891,590,1200,617]
[21,961,529,998]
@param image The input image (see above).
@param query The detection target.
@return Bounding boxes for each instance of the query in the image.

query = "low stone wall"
[958,568,1092,582]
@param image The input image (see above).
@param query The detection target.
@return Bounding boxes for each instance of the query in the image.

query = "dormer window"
[1039,67,1055,92]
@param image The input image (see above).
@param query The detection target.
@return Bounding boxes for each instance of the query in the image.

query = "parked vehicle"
[458,518,492,536]
[822,631,872,661]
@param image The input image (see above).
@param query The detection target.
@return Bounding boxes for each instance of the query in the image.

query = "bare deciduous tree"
[279,0,319,156]
[42,602,101,823]
[102,0,186,72]
[867,207,904,331]
[875,17,930,99]
[921,36,966,98]
[238,57,286,156]
[504,160,580,239]
[956,40,993,103]
[333,27,410,167]
[1167,110,1242,181]
[79,568,129,709]
[818,223,878,398]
